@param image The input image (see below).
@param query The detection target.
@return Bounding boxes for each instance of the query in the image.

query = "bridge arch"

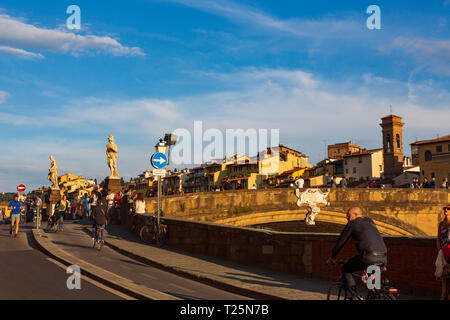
[144,188,449,236]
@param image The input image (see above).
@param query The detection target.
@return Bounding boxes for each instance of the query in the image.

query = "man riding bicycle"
[92,197,107,245]
[326,206,387,296]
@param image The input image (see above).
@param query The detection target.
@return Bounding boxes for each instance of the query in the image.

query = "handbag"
[435,249,450,278]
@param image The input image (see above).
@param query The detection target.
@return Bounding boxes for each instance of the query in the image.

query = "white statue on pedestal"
[295,188,330,225]
[48,155,59,190]
[106,135,119,178]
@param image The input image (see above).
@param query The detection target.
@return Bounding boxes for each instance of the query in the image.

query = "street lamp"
[164,133,178,146]
[155,139,167,155]
[153,134,177,227]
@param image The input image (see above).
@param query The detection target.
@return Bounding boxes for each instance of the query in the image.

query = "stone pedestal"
[48,189,61,217]
[103,177,122,194]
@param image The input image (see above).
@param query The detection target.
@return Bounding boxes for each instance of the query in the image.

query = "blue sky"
[0,0,449,191]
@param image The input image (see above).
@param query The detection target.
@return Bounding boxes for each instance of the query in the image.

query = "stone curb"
[31,229,180,300]
[79,227,285,300]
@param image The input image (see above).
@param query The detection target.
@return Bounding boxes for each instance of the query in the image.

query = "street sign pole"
[152,143,169,229]
[17,184,26,202]
[157,175,161,226]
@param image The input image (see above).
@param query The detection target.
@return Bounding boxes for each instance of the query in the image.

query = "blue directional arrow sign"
[151,152,168,169]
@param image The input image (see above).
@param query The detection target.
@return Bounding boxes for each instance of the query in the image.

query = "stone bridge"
[144,188,450,236]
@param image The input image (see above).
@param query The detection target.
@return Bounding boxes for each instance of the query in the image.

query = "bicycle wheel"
[378,290,397,300]
[45,220,53,232]
[155,225,164,246]
[327,283,344,300]
[140,225,154,244]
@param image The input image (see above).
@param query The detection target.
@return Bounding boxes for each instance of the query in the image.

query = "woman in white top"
[134,193,146,214]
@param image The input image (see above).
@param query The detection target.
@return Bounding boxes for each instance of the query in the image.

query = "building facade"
[327,141,361,159]
[380,115,404,179]
[343,149,384,181]
[410,134,450,184]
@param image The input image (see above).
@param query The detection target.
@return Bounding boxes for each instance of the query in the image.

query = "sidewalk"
[87,222,338,300]
[32,226,179,300]
[88,222,429,300]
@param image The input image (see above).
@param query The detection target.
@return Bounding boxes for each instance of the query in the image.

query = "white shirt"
[295,178,304,188]
[135,200,146,214]
[106,193,115,207]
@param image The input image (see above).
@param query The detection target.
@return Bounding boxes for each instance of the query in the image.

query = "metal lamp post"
[153,134,178,227]
[155,139,167,226]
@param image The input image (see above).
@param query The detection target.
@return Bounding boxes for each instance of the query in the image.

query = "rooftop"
[342,148,383,158]
[410,134,450,146]
[328,141,360,147]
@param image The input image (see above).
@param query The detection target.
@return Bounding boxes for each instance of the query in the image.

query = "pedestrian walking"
[436,205,450,300]
[71,198,78,220]
[83,193,90,220]
[106,191,116,224]
[422,177,430,188]
[8,195,21,238]
[331,176,337,188]
[114,192,123,224]
[25,198,33,223]
[55,195,67,232]
[90,191,99,222]
[66,197,71,221]
[431,177,437,189]
[339,177,347,188]
[35,195,42,228]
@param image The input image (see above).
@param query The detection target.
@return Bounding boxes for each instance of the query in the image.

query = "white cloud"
[0,45,43,59]
[170,0,362,40]
[2,68,449,137]
[0,98,182,137]
[1,68,448,191]
[389,37,450,75]
[0,90,8,103]
[0,13,145,57]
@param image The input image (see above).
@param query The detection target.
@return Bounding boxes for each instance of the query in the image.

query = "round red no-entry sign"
[17,184,26,193]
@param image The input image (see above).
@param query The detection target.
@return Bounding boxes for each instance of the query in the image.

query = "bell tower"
[380,114,404,179]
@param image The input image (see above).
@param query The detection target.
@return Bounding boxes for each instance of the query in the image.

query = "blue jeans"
[92,224,105,241]
[58,211,64,229]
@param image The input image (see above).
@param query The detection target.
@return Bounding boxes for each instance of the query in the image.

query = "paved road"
[42,220,250,300]
[0,223,124,299]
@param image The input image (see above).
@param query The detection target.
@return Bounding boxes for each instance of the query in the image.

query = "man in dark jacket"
[92,197,107,244]
[327,206,387,293]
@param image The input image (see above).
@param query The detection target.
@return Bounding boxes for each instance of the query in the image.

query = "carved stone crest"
[295,188,330,225]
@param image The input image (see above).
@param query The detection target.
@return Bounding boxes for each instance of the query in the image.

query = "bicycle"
[327,260,398,300]
[45,214,60,233]
[139,214,167,246]
[19,207,26,225]
[93,225,105,251]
